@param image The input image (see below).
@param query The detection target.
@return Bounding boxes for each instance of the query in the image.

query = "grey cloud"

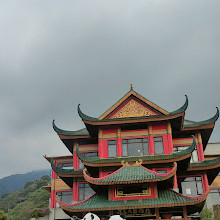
[0,0,220,178]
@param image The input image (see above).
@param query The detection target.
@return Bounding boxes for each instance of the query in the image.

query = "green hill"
[0,175,50,220]
[0,170,50,198]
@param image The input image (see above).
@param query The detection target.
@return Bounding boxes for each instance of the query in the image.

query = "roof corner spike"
[169,95,188,115]
[215,107,219,121]
[77,104,84,119]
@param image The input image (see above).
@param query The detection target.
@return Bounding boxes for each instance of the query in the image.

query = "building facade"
[44,88,220,220]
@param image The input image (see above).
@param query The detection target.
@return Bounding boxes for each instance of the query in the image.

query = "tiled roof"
[189,156,220,168]
[78,95,188,123]
[53,120,89,136]
[56,188,208,212]
[83,162,177,185]
[183,107,219,128]
[76,137,196,165]
[51,159,83,176]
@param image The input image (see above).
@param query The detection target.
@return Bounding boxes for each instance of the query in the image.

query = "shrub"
[29,208,49,218]
[200,208,213,220]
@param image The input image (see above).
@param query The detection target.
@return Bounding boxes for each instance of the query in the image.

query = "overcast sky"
[0,0,220,179]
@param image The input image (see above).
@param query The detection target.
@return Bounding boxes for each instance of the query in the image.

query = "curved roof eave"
[183,107,219,129]
[188,156,220,171]
[53,120,89,137]
[78,95,188,124]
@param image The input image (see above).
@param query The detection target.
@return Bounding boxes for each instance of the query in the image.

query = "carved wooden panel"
[110,99,157,119]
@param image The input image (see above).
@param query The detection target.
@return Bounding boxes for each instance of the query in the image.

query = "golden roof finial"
[130,83,133,90]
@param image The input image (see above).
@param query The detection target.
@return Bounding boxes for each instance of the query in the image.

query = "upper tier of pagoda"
[53,88,219,149]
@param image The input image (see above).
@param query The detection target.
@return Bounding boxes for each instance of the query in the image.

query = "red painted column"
[98,129,103,158]
[163,135,169,154]
[73,141,79,169]
[173,175,178,189]
[117,128,122,157]
[72,182,78,201]
[148,124,154,154]
[50,191,56,208]
[51,169,56,208]
[203,174,209,192]
[197,133,205,161]
[167,122,173,153]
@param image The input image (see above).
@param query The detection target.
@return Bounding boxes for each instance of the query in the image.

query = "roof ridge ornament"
[121,159,143,167]
[130,83,133,90]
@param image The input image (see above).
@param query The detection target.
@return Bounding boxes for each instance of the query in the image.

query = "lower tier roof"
[56,188,209,213]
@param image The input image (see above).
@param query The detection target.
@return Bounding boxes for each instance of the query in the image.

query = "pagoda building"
[44,88,220,220]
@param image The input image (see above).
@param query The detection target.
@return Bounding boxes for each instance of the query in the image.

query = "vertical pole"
[73,142,78,169]
[183,206,188,220]
[148,124,154,154]
[72,182,78,201]
[155,208,160,220]
[117,128,122,156]
[197,132,204,161]
[98,128,103,158]
[167,121,173,153]
[173,174,179,191]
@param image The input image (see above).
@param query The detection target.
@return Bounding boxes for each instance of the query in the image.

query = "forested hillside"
[0,175,50,220]
[0,170,50,198]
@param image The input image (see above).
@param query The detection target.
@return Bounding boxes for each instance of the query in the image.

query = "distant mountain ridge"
[0,169,50,197]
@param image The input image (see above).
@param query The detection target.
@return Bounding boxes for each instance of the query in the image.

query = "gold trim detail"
[115,184,151,198]
[110,99,157,119]
[121,159,143,167]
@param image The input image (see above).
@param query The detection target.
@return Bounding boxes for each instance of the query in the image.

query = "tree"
[0,210,7,220]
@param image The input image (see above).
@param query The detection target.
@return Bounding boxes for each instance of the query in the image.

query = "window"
[209,188,220,205]
[78,183,95,201]
[154,137,164,154]
[56,162,73,179]
[108,140,117,158]
[180,177,203,196]
[57,191,73,203]
[122,138,149,157]
[57,162,73,169]
[79,152,98,169]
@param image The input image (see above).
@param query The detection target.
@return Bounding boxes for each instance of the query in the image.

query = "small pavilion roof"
[56,188,209,213]
[76,137,196,167]
[83,162,177,185]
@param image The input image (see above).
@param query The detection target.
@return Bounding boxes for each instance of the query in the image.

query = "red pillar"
[117,128,122,157]
[72,182,78,201]
[148,124,154,154]
[167,122,173,153]
[197,133,205,161]
[50,166,57,208]
[98,129,103,158]
[173,175,178,189]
